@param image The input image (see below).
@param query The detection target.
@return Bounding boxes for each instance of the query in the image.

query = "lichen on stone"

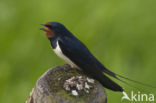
[63,76,95,96]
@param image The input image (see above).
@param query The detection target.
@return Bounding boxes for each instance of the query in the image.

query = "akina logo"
[122,91,154,102]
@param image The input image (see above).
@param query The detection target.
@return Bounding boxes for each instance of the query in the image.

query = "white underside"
[53,41,78,68]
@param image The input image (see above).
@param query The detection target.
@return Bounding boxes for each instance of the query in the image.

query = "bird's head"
[40,22,69,39]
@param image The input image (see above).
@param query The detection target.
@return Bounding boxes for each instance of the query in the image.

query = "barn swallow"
[40,22,155,93]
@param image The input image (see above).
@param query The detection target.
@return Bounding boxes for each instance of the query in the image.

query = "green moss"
[47,67,96,102]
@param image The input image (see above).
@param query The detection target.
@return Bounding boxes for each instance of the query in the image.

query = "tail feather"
[113,75,142,90]
[101,66,156,88]
[95,71,124,92]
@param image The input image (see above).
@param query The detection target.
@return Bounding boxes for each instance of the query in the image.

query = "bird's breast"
[53,41,78,68]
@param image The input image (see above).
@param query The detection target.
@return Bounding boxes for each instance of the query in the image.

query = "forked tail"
[102,66,156,89]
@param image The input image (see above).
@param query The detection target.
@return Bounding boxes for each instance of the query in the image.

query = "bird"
[40,22,155,93]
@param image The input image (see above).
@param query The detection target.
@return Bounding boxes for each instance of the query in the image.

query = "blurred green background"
[0,0,156,103]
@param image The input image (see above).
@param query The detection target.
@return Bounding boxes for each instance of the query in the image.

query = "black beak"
[40,23,51,31]
[40,28,45,31]
[40,24,46,31]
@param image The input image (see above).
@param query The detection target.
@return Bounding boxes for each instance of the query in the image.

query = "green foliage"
[0,0,156,103]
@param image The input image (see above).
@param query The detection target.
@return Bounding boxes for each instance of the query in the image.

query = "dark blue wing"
[58,36,123,91]
[58,35,117,77]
